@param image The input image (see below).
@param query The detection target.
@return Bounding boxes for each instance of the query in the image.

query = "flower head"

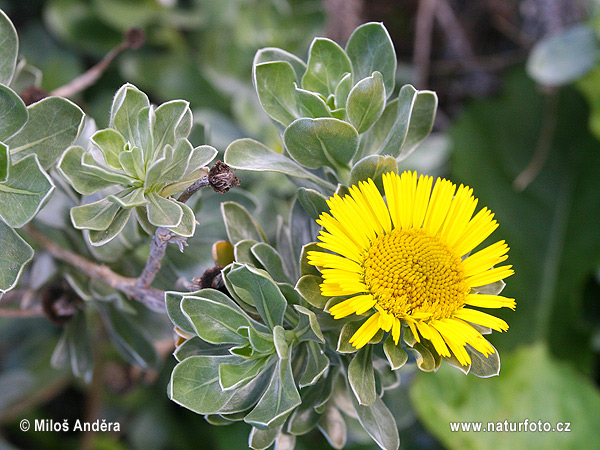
[308,171,515,366]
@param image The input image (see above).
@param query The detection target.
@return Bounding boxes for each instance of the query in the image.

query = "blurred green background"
[1,0,599,449]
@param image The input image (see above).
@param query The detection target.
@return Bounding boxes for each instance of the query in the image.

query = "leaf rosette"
[57,83,218,245]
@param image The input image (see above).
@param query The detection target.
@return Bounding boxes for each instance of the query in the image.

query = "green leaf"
[7,97,84,169]
[348,346,377,406]
[295,275,328,309]
[408,341,440,373]
[346,22,396,98]
[147,139,193,188]
[0,84,27,141]
[349,385,399,450]
[110,83,150,147]
[0,154,54,228]
[88,207,133,246]
[181,288,258,345]
[411,344,600,450]
[227,264,287,330]
[170,355,272,415]
[283,118,358,170]
[294,305,325,345]
[97,301,158,369]
[118,146,145,180]
[249,425,282,450]
[379,85,437,160]
[244,357,301,429]
[57,146,134,195]
[346,71,386,133]
[234,239,261,267]
[334,72,353,110]
[298,341,328,388]
[296,187,328,220]
[318,406,347,449]
[168,201,196,237]
[221,201,266,245]
[146,192,183,227]
[219,356,271,391]
[295,85,332,118]
[255,61,299,127]
[357,97,399,158]
[251,243,290,284]
[166,291,196,335]
[467,344,500,378]
[225,138,336,190]
[349,154,398,192]
[299,242,321,277]
[383,335,408,370]
[106,187,146,208]
[0,221,33,293]
[0,10,18,85]
[527,24,599,87]
[272,325,289,359]
[152,100,192,160]
[0,142,7,183]
[336,320,362,354]
[71,197,121,231]
[90,128,126,170]
[253,47,307,84]
[302,38,352,97]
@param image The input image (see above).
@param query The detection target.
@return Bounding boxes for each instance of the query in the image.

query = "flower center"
[362,228,468,320]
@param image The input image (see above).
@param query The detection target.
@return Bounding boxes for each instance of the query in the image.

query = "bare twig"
[24,225,165,312]
[176,176,210,204]
[413,0,437,88]
[0,306,44,318]
[51,28,145,99]
[513,92,559,191]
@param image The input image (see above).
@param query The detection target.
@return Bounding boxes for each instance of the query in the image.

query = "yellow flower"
[308,171,515,366]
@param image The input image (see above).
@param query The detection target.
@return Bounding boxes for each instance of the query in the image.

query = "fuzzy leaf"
[295,275,327,309]
[349,154,398,192]
[379,85,437,160]
[7,97,84,169]
[298,341,328,388]
[57,146,134,195]
[383,335,408,370]
[348,346,377,406]
[296,187,328,220]
[244,357,301,429]
[225,138,336,191]
[350,392,399,450]
[88,208,133,247]
[283,117,358,170]
[227,264,287,330]
[346,71,386,133]
[0,154,54,228]
[251,243,290,284]
[302,38,352,97]
[253,47,307,84]
[181,289,258,345]
[110,83,150,147]
[219,356,272,391]
[346,22,396,98]
[295,85,332,118]
[0,84,27,141]
[255,61,299,127]
[170,355,271,415]
[146,192,183,227]
[0,10,18,85]
[90,128,126,170]
[221,201,266,245]
[0,221,33,293]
